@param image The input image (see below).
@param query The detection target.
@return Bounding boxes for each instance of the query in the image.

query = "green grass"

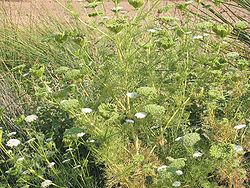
[0,0,249,188]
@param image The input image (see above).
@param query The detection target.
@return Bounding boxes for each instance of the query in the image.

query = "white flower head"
[7,139,21,147]
[47,162,55,168]
[175,137,183,141]
[147,28,157,33]
[25,115,38,123]
[125,119,135,124]
[81,108,93,114]
[192,35,203,39]
[234,145,244,153]
[77,132,86,138]
[157,165,168,172]
[193,151,203,158]
[126,92,138,98]
[176,170,183,175]
[17,157,25,162]
[41,180,53,188]
[172,181,181,187]
[7,132,17,137]
[135,112,147,119]
[234,124,247,130]
[111,6,123,12]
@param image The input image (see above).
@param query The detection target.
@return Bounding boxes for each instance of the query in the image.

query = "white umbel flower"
[192,35,203,39]
[25,115,38,123]
[193,151,203,158]
[111,6,123,12]
[157,165,168,172]
[125,119,135,124]
[234,145,244,153]
[135,112,147,119]
[234,124,247,130]
[6,139,21,147]
[126,92,138,98]
[176,170,183,175]
[81,108,93,114]
[41,180,53,188]
[147,29,157,33]
[47,162,55,168]
[77,132,86,138]
[172,181,181,187]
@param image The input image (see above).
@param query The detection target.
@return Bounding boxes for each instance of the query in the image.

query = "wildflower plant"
[0,0,249,187]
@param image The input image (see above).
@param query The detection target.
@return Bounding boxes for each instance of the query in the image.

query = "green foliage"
[0,0,249,187]
[144,104,165,117]
[128,0,144,9]
[182,133,201,147]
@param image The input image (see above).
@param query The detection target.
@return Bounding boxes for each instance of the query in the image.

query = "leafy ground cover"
[0,0,249,187]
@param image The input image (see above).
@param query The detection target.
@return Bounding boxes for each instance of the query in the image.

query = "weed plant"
[0,0,249,187]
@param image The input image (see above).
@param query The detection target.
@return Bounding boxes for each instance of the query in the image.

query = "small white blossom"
[147,29,157,33]
[175,137,183,141]
[157,165,168,172]
[234,145,244,153]
[111,6,123,12]
[7,132,17,137]
[234,124,247,130]
[125,119,135,124]
[176,170,183,175]
[77,132,86,138]
[6,139,21,147]
[81,108,93,114]
[193,151,203,158]
[17,157,25,162]
[172,181,181,187]
[135,112,147,119]
[192,35,203,39]
[25,115,38,123]
[126,92,138,98]
[47,162,55,168]
[41,180,53,188]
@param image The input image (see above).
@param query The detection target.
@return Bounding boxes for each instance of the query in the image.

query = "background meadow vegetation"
[0,0,249,187]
